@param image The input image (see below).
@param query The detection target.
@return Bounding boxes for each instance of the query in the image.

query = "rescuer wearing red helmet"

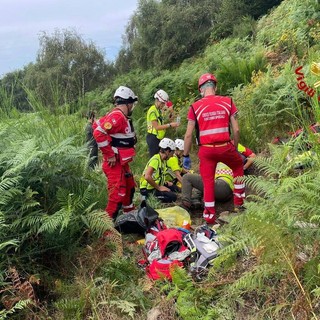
[183,73,245,224]
[93,86,138,220]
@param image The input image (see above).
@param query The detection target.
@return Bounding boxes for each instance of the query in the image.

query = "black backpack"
[114,201,159,235]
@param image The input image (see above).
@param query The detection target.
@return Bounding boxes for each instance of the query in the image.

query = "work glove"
[183,155,191,170]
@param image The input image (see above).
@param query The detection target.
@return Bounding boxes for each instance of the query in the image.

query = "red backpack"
[143,228,189,280]
[147,259,183,280]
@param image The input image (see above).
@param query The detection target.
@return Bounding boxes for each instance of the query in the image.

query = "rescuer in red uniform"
[93,86,138,220]
[183,73,245,224]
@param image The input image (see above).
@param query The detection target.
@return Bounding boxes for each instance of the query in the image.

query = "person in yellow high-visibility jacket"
[165,139,189,190]
[146,89,180,158]
[140,138,180,203]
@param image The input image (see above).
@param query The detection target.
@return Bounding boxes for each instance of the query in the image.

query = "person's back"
[183,73,244,224]
[191,95,234,145]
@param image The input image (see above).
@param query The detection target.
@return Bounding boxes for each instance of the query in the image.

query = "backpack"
[143,228,191,280]
[114,201,159,235]
[147,259,183,281]
[184,225,221,275]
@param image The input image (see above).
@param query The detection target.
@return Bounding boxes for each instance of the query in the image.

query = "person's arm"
[183,120,195,156]
[243,153,256,170]
[151,120,179,130]
[174,170,183,184]
[230,115,240,151]
[144,166,170,191]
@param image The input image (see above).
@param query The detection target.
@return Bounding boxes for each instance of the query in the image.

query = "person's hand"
[107,156,116,167]
[158,185,170,192]
[170,122,180,128]
[183,155,191,170]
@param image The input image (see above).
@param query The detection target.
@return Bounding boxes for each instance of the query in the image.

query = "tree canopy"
[117,0,217,71]
[116,0,283,72]
[24,30,115,109]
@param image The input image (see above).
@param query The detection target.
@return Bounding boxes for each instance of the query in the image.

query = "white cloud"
[0,0,137,77]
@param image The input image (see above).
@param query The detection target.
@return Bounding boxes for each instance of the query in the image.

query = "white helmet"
[159,138,176,151]
[114,86,138,103]
[174,139,184,151]
[154,89,169,103]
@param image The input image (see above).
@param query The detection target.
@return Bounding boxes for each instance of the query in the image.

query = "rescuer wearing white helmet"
[165,138,189,188]
[93,85,138,221]
[146,89,180,158]
[140,138,179,203]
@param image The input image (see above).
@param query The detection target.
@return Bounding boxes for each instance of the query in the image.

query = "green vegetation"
[0,0,319,318]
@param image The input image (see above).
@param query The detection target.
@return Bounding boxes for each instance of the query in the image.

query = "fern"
[54,297,85,319]
[228,264,282,293]
[0,299,31,319]
[37,210,68,234]
[0,212,19,252]
[80,210,113,237]
[109,299,137,319]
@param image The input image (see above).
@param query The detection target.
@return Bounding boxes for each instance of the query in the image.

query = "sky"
[0,0,138,77]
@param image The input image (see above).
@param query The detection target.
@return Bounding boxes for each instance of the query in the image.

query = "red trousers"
[102,161,136,219]
[199,143,245,215]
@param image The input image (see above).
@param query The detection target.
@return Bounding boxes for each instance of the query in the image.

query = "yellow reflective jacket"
[147,105,166,139]
[140,154,167,190]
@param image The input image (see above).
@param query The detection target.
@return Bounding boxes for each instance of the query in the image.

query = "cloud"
[0,0,137,76]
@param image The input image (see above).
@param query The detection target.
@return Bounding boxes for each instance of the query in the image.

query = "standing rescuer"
[146,89,180,158]
[93,86,138,220]
[183,73,245,224]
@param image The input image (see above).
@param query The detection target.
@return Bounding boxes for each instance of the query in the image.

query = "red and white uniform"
[187,95,245,216]
[93,108,136,218]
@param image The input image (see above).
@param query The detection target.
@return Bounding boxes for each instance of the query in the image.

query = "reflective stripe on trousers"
[199,144,244,214]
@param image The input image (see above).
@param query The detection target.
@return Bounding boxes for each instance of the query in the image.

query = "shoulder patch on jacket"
[104,122,112,130]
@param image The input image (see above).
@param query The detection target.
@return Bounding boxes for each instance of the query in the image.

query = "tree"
[118,0,217,71]
[118,0,284,71]
[212,0,283,39]
[0,69,30,113]
[24,29,116,110]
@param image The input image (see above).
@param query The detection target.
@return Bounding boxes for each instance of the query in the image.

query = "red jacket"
[93,108,136,161]
[187,95,237,145]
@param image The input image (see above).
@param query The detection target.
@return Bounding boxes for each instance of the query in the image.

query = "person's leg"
[122,164,136,213]
[146,133,160,158]
[214,178,233,202]
[165,183,180,193]
[154,190,177,203]
[181,174,203,207]
[232,163,245,207]
[140,188,148,200]
[102,161,123,219]
[218,145,245,208]
[199,147,217,223]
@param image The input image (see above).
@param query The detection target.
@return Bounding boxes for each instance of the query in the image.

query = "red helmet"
[198,73,217,90]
